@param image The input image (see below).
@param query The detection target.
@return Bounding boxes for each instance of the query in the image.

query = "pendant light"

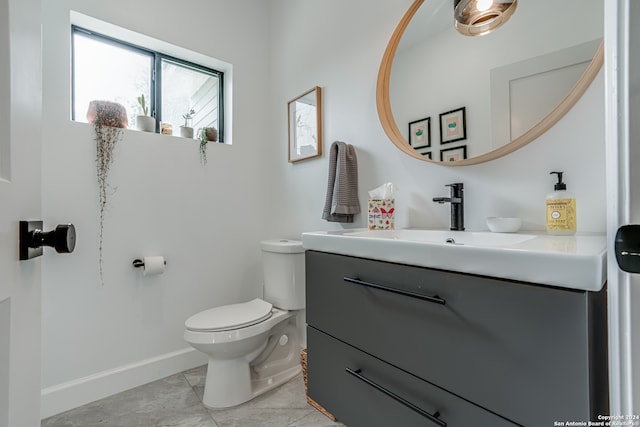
[454,0,517,37]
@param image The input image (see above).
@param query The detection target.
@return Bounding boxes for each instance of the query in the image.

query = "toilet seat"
[185,298,273,332]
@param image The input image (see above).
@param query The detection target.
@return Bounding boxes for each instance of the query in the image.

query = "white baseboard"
[41,347,207,420]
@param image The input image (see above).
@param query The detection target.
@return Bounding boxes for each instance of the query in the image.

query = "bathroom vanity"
[302,230,608,427]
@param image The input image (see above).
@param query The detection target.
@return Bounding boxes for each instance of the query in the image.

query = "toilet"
[184,239,305,409]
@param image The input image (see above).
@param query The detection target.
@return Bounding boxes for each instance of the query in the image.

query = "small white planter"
[180,126,194,139]
[136,115,156,132]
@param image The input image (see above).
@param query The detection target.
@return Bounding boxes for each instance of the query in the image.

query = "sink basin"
[301,228,607,291]
[342,229,536,247]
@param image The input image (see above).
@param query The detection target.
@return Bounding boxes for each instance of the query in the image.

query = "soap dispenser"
[546,171,576,235]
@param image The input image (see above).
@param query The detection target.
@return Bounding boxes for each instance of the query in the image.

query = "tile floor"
[41,365,346,427]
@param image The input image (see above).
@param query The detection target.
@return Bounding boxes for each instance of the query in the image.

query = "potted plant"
[135,94,155,132]
[180,108,196,138]
[86,100,127,285]
[198,126,218,165]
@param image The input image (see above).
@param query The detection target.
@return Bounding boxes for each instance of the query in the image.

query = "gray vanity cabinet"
[305,250,608,427]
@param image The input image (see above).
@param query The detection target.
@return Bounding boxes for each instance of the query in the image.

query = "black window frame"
[71,25,225,142]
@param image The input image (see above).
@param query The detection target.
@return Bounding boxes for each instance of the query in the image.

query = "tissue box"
[368,199,395,230]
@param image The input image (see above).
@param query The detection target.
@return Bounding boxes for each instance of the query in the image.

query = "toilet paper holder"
[132,258,167,268]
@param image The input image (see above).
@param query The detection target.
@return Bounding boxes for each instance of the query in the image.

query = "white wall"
[41,0,276,418]
[269,0,606,236]
[40,0,607,419]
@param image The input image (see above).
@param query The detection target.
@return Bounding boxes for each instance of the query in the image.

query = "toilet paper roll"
[143,256,166,276]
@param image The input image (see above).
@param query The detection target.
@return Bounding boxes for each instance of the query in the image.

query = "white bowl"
[486,217,522,233]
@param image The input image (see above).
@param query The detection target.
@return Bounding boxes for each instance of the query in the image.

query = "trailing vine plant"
[198,127,218,165]
[87,100,127,284]
[199,128,208,165]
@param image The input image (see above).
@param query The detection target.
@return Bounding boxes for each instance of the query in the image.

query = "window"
[72,26,224,142]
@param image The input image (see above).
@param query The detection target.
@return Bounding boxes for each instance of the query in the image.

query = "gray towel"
[322,141,360,223]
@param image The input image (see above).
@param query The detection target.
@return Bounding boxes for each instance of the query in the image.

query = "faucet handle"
[445,183,464,197]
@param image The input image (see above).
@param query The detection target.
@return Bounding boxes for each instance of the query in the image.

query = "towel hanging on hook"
[322,141,360,223]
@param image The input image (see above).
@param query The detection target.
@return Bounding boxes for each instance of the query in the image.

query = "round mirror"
[377,0,603,165]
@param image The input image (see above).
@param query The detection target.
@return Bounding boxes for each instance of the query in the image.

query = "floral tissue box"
[368,199,395,230]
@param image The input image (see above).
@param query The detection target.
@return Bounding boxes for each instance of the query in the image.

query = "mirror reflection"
[288,86,323,163]
[388,0,602,163]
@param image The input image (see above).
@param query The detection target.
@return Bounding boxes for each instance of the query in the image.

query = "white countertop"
[301,228,607,291]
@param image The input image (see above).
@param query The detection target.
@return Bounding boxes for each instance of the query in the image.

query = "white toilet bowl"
[184,239,305,408]
[184,298,301,408]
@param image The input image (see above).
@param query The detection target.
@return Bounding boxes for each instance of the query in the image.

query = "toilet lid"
[185,298,273,332]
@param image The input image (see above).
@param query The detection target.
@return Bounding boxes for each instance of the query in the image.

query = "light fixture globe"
[454,0,517,36]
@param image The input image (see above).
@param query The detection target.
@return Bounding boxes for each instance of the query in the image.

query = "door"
[0,0,43,425]
[605,0,640,416]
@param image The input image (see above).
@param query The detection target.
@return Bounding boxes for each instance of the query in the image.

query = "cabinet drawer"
[307,327,518,427]
[306,251,607,426]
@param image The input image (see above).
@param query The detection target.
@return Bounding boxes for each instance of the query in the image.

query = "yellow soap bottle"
[546,171,576,235]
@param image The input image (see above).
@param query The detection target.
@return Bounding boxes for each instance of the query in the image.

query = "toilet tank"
[260,239,305,310]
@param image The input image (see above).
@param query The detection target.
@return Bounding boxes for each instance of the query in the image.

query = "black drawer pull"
[344,276,446,305]
[345,367,447,427]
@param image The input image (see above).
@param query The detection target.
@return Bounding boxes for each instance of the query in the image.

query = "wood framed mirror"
[288,86,323,163]
[377,0,603,166]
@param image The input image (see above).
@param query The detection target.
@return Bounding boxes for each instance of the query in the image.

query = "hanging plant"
[86,100,127,284]
[199,128,208,165]
[198,127,218,165]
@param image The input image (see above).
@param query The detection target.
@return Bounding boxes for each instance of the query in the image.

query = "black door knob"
[19,221,77,260]
[615,224,640,273]
[35,224,76,253]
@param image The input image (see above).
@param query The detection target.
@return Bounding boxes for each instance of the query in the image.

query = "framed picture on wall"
[288,86,323,162]
[440,145,467,162]
[439,107,466,144]
[408,117,431,148]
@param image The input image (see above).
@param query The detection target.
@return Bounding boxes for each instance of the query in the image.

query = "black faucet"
[432,183,464,231]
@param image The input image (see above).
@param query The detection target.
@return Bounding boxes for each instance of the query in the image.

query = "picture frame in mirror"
[439,107,467,144]
[408,116,431,148]
[440,145,467,162]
